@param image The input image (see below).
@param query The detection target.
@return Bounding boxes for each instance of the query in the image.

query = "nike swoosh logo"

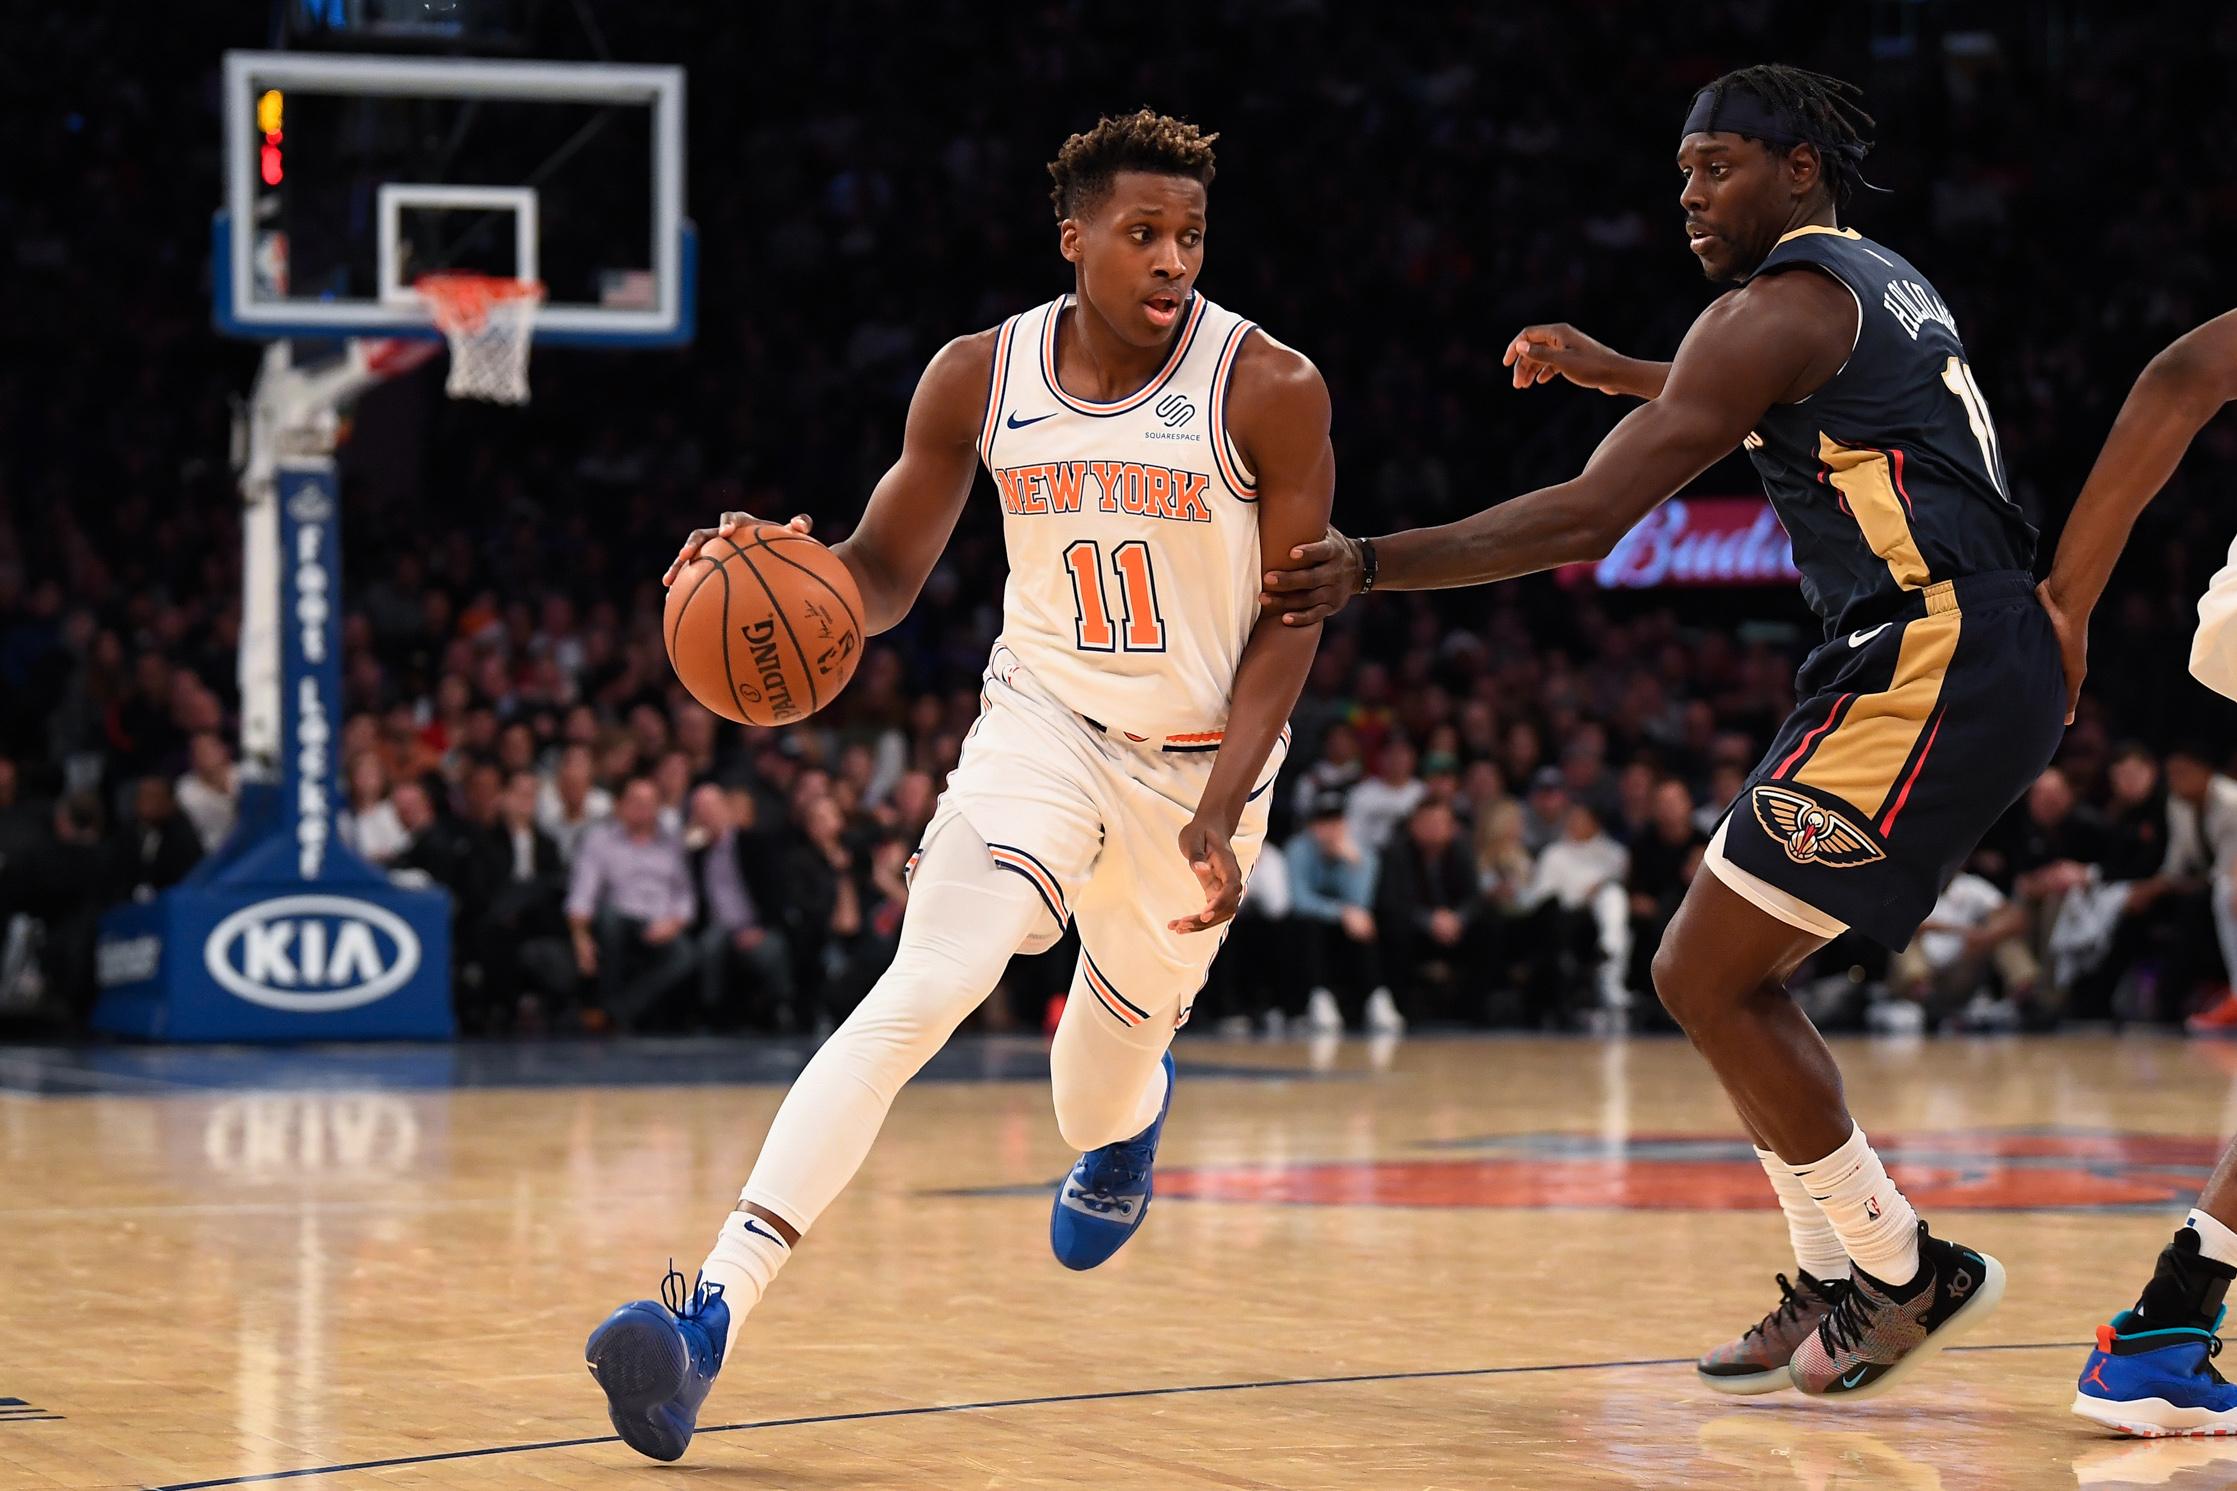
[1839,1366,1871,1389]
[1006,410,1056,429]
[1848,623,1892,649]
[740,1216,790,1250]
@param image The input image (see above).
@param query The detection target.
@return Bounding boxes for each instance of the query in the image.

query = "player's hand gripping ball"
[663,516,865,725]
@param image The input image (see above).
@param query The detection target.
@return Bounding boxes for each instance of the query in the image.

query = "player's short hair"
[1691,63,1876,208]
[1048,109,1218,220]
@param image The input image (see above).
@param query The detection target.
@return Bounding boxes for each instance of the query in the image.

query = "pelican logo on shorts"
[738,617,801,722]
[1153,392,1196,428]
[1750,785,1886,868]
[204,895,423,1012]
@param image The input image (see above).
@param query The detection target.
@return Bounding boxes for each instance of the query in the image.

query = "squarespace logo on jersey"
[203,894,423,1012]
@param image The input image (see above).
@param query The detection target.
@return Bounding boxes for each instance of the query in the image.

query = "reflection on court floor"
[1,1032,2229,1489]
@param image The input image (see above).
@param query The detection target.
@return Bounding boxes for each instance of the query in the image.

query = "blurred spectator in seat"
[566,777,698,1032]
[1521,766,1571,855]
[538,742,613,864]
[1286,787,1387,1034]
[1292,720,1365,820]
[686,782,796,1030]
[782,790,863,1027]
[339,752,410,866]
[653,748,693,837]
[478,770,574,1033]
[3,792,109,1021]
[1347,735,1423,855]
[112,776,202,900]
[1627,778,1707,1004]
[1891,865,2042,1030]
[175,732,237,854]
[1523,802,1632,1024]
[1373,796,1486,1033]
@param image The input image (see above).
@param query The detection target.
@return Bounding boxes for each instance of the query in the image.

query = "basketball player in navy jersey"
[2045,309,2237,1435]
[1268,64,2064,1399]
[581,112,1335,1462]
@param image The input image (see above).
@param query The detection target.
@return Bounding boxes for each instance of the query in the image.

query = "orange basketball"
[663,524,865,726]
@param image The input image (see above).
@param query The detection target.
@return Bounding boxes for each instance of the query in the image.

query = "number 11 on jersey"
[1065,540,1166,652]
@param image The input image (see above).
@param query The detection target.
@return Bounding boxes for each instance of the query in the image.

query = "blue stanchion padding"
[91,458,454,1042]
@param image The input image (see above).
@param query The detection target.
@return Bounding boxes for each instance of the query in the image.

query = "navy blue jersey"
[1742,227,2037,636]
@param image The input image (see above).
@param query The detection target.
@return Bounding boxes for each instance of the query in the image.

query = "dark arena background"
[8,3,2237,1487]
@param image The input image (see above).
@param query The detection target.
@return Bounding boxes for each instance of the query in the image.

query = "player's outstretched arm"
[1262,270,1851,623]
[662,332,996,636]
[2039,309,2237,720]
[1504,323,1670,399]
[1170,334,1333,935]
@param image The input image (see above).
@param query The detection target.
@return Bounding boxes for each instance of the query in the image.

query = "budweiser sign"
[1559,497,1800,590]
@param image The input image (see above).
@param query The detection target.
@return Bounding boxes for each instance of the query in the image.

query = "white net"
[418,273,545,404]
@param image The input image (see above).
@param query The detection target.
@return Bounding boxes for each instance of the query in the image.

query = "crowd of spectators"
[8,4,2237,1038]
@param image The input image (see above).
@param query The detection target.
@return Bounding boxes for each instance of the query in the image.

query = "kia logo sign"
[203,895,421,1012]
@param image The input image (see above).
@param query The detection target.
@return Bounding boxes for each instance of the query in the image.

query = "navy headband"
[1680,85,1877,181]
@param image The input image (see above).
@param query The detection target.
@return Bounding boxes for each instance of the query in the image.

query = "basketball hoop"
[416,272,545,404]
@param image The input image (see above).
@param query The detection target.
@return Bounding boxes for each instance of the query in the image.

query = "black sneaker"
[1789,1221,2005,1400]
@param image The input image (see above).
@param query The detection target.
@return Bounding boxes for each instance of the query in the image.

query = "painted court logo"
[1750,785,1886,868]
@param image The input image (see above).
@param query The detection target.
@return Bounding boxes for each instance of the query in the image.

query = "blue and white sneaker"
[2073,1309,2237,1437]
[1051,1051,1174,1271]
[586,1266,730,1462]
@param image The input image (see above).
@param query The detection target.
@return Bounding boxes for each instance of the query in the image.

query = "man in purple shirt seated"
[685,783,797,1030]
[567,777,699,1031]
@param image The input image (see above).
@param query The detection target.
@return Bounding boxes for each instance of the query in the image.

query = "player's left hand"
[1170,818,1242,934]
[2034,580,2085,725]
[1262,525,1363,626]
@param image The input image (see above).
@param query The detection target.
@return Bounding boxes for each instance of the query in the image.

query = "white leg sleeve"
[2215,871,2237,988]
[738,819,1049,1232]
[1049,954,1179,1154]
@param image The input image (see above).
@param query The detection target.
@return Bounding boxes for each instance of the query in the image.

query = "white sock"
[1791,1125,1922,1289]
[2186,1208,2237,1269]
[1756,1146,1850,1281]
[698,1203,795,1356]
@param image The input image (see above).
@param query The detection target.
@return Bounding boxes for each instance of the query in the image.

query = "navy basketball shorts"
[1711,570,2067,949]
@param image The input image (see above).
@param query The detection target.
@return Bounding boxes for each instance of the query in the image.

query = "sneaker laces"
[1819,1274,1879,1357]
[658,1259,724,1320]
[1744,1273,1813,1342]
[1081,1135,1156,1196]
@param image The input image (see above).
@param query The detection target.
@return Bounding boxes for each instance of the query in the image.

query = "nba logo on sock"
[1866,1195,1883,1221]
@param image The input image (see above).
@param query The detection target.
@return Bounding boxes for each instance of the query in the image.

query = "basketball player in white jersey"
[583,111,1334,1463]
[2046,308,2237,1435]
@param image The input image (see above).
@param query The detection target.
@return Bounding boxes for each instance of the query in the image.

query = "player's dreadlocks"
[1692,64,1878,207]
[1047,110,1218,220]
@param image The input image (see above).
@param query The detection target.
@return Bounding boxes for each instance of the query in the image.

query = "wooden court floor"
[6,1031,2237,1490]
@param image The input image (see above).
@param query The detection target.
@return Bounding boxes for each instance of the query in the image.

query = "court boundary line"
[146,1340,2087,1490]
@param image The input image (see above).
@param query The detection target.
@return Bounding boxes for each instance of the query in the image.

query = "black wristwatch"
[1357,535,1378,594]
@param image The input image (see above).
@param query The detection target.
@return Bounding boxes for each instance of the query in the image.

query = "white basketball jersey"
[977,292,1263,739]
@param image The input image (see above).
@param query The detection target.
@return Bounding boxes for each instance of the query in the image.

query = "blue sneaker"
[586,1266,730,1462]
[2073,1309,2237,1437]
[1050,1051,1174,1270]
